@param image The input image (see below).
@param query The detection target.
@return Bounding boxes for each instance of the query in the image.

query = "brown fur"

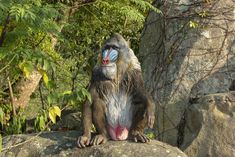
[77,34,155,148]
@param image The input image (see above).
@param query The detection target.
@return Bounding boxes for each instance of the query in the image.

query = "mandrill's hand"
[146,108,155,129]
[90,134,108,146]
[77,135,90,148]
[131,131,150,143]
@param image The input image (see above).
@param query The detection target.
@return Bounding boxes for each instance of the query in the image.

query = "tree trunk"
[14,71,42,108]
[13,1,93,109]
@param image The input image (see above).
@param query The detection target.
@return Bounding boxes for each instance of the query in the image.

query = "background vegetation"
[0,0,159,146]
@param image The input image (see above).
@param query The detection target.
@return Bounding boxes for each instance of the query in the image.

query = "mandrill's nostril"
[102,58,110,65]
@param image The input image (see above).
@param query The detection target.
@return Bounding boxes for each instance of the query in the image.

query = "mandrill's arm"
[133,70,155,128]
[129,70,155,142]
[77,83,109,148]
[77,100,92,148]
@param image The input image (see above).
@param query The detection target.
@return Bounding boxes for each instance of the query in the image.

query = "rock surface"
[140,0,235,146]
[2,131,187,157]
[182,92,235,157]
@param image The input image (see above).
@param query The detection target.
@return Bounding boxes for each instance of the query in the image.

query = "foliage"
[48,105,61,124]
[0,104,26,135]
[0,0,158,138]
[5,115,26,135]
[34,110,48,132]
[146,132,156,139]
[189,20,199,28]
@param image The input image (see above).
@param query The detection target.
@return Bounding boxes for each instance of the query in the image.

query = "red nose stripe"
[102,58,110,65]
[102,48,112,65]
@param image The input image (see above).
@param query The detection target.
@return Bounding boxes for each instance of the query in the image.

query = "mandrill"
[77,33,155,148]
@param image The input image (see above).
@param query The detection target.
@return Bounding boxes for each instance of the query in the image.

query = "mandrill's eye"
[102,48,118,63]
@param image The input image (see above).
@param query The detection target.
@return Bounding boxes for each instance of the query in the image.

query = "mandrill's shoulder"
[123,69,145,86]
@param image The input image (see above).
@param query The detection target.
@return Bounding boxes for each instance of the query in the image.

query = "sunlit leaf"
[146,132,155,139]
[42,73,49,86]
[48,106,61,124]
[199,11,209,18]
[18,61,33,78]
[63,90,72,95]
[53,106,61,117]
[189,21,199,28]
[49,108,56,124]
[38,69,49,86]
[39,115,45,130]
[0,108,4,125]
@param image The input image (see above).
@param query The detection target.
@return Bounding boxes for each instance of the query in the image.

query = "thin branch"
[39,80,45,109]
[33,35,47,48]
[0,54,16,74]
[7,77,16,116]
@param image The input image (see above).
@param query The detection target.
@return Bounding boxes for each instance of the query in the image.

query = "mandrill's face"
[100,45,119,80]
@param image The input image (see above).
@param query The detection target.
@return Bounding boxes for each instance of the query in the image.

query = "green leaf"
[43,59,50,70]
[189,21,199,28]
[81,88,91,103]
[49,106,61,124]
[38,69,49,86]
[0,108,4,125]
[0,2,7,11]
[39,115,45,130]
[49,109,56,124]
[63,90,72,95]
[42,73,49,86]
[53,106,61,117]
[18,61,33,78]
[198,11,209,18]
[87,93,92,103]
[147,132,155,139]
[47,95,52,105]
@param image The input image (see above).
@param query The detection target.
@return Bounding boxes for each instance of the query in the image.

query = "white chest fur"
[105,91,133,128]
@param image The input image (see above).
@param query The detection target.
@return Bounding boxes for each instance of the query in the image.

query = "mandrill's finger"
[93,136,99,145]
[148,116,155,128]
[90,137,95,145]
[138,134,145,143]
[101,138,107,144]
[95,137,104,145]
[134,137,138,143]
[85,138,90,146]
[80,139,87,148]
[77,138,85,148]
[142,134,150,143]
[77,140,81,148]
[77,137,82,148]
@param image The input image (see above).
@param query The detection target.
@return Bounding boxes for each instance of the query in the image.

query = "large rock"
[182,92,235,157]
[2,131,187,157]
[140,0,235,145]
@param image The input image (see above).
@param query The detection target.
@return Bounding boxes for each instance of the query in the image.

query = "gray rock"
[2,131,187,157]
[140,0,235,146]
[182,92,235,157]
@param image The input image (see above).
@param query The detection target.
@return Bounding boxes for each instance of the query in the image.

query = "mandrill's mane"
[92,50,142,101]
[91,33,143,101]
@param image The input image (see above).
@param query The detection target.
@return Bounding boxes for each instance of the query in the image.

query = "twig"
[33,35,46,48]
[7,77,16,116]
[2,119,52,152]
[39,80,45,109]
[0,54,16,74]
